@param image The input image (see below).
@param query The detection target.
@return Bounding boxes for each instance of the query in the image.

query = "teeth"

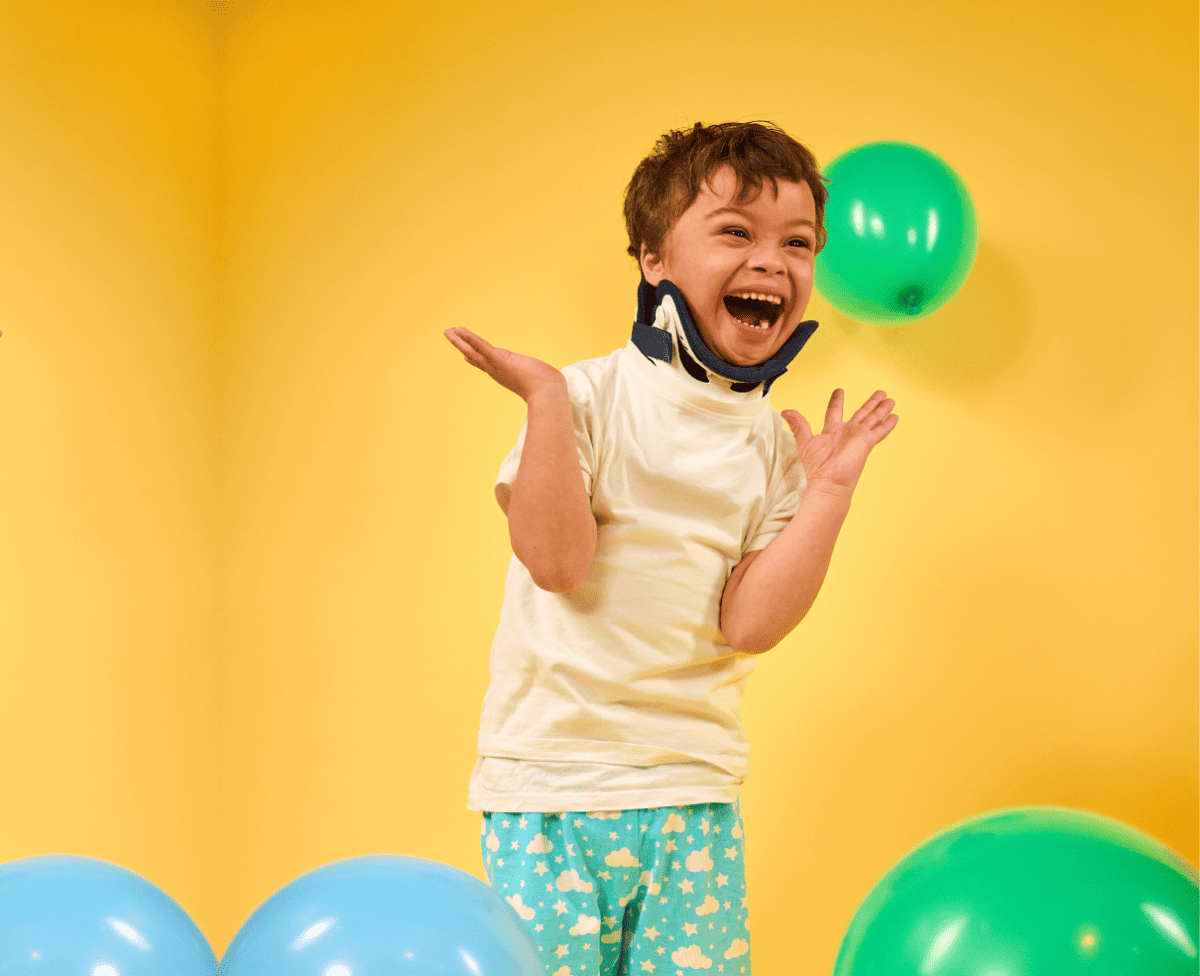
[733,291,782,305]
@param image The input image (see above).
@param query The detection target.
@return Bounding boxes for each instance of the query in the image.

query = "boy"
[445,121,898,975]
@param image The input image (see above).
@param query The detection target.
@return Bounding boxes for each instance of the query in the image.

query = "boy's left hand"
[782,390,898,494]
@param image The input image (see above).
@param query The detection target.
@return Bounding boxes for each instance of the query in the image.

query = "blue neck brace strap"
[631,276,818,395]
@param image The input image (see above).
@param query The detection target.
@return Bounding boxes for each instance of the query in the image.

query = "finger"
[849,390,888,425]
[824,389,844,431]
[863,396,896,428]
[446,328,508,375]
[447,327,497,358]
[444,329,487,369]
[866,412,900,444]
[781,409,812,445]
[444,328,476,358]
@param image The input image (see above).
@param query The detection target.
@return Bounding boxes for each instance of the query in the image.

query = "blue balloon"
[221,855,542,976]
[0,854,217,974]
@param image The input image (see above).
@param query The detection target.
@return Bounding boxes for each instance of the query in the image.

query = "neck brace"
[631,276,818,395]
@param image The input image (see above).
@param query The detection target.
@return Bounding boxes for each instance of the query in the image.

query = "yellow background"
[0,0,1195,967]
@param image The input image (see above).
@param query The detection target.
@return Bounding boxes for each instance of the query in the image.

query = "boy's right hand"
[444,327,566,403]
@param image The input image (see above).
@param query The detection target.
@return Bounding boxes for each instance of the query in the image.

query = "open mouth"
[723,292,785,330]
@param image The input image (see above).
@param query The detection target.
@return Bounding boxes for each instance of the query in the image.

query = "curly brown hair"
[623,121,829,262]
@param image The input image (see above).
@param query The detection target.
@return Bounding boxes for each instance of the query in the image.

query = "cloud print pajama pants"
[480,800,752,976]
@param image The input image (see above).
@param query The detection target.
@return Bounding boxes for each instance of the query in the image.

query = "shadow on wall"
[809,240,1144,435]
[826,240,1029,397]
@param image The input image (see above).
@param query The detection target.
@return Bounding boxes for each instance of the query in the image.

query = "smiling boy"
[445,121,898,975]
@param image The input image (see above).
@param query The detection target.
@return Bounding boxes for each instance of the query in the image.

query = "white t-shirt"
[467,295,806,812]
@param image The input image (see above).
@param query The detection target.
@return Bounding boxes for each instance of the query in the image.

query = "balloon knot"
[899,286,924,315]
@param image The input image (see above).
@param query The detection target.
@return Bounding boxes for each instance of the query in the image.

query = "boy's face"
[640,165,817,367]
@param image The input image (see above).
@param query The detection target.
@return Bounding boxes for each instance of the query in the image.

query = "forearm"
[721,481,854,655]
[507,383,597,592]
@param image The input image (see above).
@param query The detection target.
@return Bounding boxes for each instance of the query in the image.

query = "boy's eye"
[789,238,813,249]
[724,228,749,238]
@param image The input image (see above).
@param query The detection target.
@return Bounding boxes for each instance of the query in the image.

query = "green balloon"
[833,807,1199,975]
[815,141,978,326]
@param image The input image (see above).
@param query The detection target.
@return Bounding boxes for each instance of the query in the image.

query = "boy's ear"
[639,243,666,287]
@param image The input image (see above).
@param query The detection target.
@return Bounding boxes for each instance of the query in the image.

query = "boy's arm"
[720,485,852,655]
[445,327,597,593]
[720,389,898,655]
[504,382,597,592]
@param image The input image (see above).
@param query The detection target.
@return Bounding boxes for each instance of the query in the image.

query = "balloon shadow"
[816,239,1028,399]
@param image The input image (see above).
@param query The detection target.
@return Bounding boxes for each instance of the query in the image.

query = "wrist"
[523,377,569,406]
[805,477,856,501]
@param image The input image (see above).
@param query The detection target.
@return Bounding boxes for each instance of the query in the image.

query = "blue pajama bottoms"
[480,799,752,976]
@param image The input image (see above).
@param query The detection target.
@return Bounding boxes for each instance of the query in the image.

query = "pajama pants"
[480,800,752,976]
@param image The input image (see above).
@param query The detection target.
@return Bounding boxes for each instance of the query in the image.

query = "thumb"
[781,409,811,443]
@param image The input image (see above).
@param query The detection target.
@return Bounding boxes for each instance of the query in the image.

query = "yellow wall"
[0,0,1195,968]
[0,0,220,934]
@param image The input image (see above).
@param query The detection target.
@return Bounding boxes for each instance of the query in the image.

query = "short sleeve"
[744,422,806,553]
[495,365,597,497]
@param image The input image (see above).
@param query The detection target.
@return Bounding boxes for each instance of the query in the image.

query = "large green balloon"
[815,142,978,326]
[833,807,1199,975]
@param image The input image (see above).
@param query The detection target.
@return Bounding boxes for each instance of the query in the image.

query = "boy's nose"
[749,244,787,274]
[750,255,787,275]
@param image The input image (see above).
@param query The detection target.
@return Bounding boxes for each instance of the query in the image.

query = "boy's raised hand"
[782,390,898,494]
[445,327,566,402]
